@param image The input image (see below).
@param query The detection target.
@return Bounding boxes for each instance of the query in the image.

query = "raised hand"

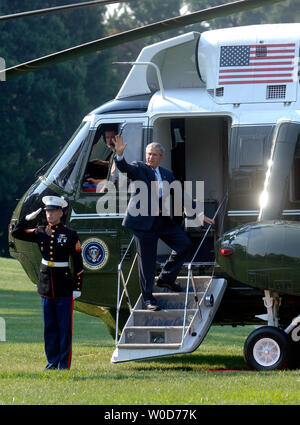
[114,135,127,157]
[25,208,42,221]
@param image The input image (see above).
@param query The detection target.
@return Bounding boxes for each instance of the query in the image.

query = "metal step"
[124,325,188,344]
[154,275,212,293]
[111,277,227,363]
[157,260,216,268]
[151,293,204,310]
[132,309,197,327]
[117,343,182,349]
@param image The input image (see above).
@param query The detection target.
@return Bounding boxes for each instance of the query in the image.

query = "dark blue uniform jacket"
[12,218,84,298]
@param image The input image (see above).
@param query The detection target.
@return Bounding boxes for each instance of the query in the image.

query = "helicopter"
[5,0,300,371]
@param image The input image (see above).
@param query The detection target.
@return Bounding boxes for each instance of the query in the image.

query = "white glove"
[25,208,42,221]
[73,291,81,299]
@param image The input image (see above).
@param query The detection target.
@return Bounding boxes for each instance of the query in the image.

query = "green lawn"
[1,257,300,405]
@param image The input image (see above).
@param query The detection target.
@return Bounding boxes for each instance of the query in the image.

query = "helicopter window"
[120,123,143,164]
[239,137,264,167]
[44,121,90,192]
[231,126,274,168]
[82,122,144,193]
[82,123,120,193]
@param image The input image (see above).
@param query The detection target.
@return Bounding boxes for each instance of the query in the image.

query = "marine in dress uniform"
[12,196,84,370]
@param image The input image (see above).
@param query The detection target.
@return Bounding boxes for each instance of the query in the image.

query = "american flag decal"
[218,44,296,85]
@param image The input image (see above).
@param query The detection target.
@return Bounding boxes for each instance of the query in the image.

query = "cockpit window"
[44,121,90,192]
[82,123,119,193]
[81,122,144,193]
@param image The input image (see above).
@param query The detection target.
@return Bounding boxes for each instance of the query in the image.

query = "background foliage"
[0,0,298,256]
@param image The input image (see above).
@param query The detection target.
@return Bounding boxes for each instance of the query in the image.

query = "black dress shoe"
[144,301,161,311]
[44,364,57,370]
[156,279,182,292]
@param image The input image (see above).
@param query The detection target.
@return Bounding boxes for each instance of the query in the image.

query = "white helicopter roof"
[116,31,202,99]
[116,23,300,106]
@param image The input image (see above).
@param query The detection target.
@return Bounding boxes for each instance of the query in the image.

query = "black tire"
[244,326,292,371]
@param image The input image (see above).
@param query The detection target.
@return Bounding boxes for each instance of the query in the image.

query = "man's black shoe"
[156,279,182,292]
[144,300,161,311]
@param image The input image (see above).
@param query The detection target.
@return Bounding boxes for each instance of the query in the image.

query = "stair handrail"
[115,235,137,345]
[181,193,228,344]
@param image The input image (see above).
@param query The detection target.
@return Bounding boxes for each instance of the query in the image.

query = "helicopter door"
[69,118,149,307]
[151,115,230,267]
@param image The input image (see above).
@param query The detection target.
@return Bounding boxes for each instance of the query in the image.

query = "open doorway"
[152,115,230,265]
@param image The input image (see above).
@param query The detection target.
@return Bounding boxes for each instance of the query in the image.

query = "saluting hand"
[114,135,127,157]
[25,208,42,221]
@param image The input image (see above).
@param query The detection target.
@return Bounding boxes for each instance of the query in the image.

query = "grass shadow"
[129,352,248,371]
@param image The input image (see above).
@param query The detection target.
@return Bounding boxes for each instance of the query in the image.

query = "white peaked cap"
[42,195,68,210]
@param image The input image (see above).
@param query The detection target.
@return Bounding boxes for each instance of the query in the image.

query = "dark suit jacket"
[116,157,176,231]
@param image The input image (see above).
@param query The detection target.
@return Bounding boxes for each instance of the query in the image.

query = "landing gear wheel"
[244,326,291,371]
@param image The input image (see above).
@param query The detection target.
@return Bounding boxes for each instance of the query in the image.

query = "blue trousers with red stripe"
[41,296,73,370]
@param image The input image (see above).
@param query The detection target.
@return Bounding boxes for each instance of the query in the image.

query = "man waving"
[114,135,214,311]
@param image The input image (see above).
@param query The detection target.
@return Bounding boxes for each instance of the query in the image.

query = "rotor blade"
[3,0,286,80]
[0,0,136,21]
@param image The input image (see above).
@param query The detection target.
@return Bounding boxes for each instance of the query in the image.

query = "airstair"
[111,196,228,364]
[111,274,226,363]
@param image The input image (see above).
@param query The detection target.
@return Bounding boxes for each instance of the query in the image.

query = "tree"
[105,0,183,90]
[0,0,114,256]
[184,0,299,30]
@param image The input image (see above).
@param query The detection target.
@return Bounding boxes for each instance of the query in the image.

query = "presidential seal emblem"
[81,238,109,270]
